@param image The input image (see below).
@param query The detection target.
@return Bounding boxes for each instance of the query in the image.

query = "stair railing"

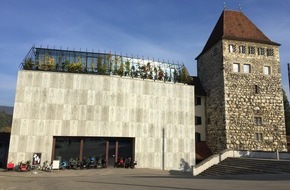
[192,149,239,176]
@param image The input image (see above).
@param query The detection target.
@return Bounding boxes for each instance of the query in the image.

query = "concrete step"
[199,158,290,176]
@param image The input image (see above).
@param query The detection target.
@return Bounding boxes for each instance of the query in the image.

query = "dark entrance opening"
[52,137,134,167]
[0,132,10,168]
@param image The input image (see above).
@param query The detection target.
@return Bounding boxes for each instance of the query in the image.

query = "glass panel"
[254,117,262,125]
[54,137,134,167]
[243,64,250,73]
[83,138,106,161]
[24,47,184,82]
[229,45,233,53]
[118,139,133,159]
[108,140,116,166]
[233,63,240,72]
[264,66,270,75]
[239,46,246,54]
[54,137,81,161]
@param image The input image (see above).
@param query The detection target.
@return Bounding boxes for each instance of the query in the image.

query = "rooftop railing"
[21,46,191,83]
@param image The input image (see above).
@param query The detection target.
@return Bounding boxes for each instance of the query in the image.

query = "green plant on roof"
[23,58,34,70]
[106,54,112,74]
[157,66,164,80]
[118,58,124,76]
[113,56,118,75]
[62,60,69,71]
[67,57,82,72]
[125,60,130,76]
[146,62,153,79]
[173,69,178,83]
[39,54,55,71]
[153,66,158,80]
[178,66,190,84]
[131,65,136,78]
[139,64,146,79]
[164,72,169,82]
[97,55,105,74]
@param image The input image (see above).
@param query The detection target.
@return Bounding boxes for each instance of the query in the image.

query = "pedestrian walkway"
[1,168,290,190]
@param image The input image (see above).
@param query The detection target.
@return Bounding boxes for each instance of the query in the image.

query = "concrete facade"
[8,70,195,170]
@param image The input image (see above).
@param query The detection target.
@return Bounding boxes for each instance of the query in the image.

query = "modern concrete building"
[8,48,195,170]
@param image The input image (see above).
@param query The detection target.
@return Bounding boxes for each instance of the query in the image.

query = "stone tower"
[196,10,287,153]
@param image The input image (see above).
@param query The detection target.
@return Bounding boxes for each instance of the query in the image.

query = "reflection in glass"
[54,137,81,161]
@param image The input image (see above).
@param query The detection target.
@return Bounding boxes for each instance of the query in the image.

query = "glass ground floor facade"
[52,137,134,167]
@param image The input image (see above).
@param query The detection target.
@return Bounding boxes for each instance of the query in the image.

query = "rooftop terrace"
[21,46,191,83]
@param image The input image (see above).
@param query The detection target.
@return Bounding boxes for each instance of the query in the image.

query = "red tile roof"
[197,10,280,59]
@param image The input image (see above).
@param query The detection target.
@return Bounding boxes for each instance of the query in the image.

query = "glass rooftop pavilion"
[21,46,188,83]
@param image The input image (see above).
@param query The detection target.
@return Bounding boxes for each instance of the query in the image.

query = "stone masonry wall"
[8,70,195,170]
[197,39,287,153]
[223,40,287,151]
[197,41,227,153]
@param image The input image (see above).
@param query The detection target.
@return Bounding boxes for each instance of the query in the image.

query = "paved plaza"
[1,168,290,190]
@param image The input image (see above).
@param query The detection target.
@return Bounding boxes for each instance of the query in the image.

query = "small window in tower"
[248,46,255,54]
[233,63,240,72]
[195,116,202,125]
[229,44,236,53]
[195,97,201,106]
[258,48,265,55]
[264,66,271,75]
[239,45,246,54]
[254,85,260,94]
[266,48,274,56]
[254,116,263,125]
[255,133,263,141]
[243,64,251,73]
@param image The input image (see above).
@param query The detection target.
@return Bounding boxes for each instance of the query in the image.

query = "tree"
[0,111,12,132]
[178,67,189,84]
[282,89,290,135]
[125,60,130,76]
[118,58,124,76]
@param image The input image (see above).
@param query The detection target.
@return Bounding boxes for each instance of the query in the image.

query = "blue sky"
[1,0,290,106]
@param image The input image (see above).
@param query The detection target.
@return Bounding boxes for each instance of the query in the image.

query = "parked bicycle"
[41,161,52,171]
